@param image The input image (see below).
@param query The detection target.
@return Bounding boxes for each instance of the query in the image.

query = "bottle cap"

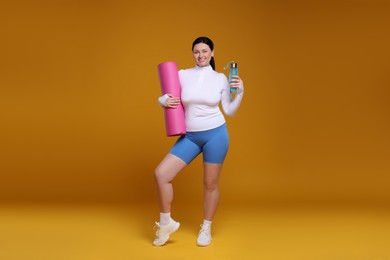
[224,61,238,70]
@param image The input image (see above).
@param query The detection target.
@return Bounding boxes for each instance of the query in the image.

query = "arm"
[221,75,244,117]
[157,69,183,108]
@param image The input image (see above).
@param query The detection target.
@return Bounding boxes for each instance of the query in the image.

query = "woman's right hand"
[166,94,181,108]
[159,94,181,108]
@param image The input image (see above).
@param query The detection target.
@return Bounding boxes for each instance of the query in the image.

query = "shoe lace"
[199,224,211,236]
[154,222,162,237]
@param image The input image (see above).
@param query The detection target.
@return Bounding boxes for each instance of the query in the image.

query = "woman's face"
[193,43,214,67]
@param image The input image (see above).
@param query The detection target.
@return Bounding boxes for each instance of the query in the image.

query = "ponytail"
[210,56,215,70]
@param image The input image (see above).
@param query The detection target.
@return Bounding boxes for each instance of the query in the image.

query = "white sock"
[160,212,171,226]
[202,219,212,229]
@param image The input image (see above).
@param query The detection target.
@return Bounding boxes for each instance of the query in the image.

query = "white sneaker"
[196,224,212,246]
[153,219,180,246]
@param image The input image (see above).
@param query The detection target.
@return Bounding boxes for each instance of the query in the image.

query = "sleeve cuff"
[158,93,170,107]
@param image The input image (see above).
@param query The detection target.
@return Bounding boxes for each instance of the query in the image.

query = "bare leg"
[203,163,223,221]
[154,154,187,213]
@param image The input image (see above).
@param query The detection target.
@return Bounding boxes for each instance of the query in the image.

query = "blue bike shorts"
[169,123,229,164]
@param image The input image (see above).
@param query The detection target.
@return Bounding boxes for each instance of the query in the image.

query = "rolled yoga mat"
[157,61,186,136]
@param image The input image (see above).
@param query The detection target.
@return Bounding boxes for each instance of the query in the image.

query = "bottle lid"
[224,61,238,70]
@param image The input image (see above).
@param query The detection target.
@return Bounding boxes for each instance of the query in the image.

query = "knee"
[204,181,219,192]
[154,166,169,184]
[154,167,163,183]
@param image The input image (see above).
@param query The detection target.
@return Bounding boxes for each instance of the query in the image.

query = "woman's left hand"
[230,75,244,93]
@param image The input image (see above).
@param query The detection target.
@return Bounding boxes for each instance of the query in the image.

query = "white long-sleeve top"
[159,65,244,132]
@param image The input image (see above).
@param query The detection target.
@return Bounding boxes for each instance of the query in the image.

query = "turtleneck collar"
[195,65,213,71]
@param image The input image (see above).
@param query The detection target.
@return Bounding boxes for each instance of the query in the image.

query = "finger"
[230,83,242,88]
[168,97,180,103]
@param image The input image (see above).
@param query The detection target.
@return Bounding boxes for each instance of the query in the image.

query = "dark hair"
[192,36,215,70]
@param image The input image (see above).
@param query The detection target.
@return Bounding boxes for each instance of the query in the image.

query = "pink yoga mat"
[157,61,186,136]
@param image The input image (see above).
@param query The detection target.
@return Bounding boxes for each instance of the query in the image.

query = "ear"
[211,50,214,57]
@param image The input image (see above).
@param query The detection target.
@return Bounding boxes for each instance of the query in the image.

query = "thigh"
[203,163,223,186]
[155,154,187,183]
[202,126,230,164]
[169,135,202,165]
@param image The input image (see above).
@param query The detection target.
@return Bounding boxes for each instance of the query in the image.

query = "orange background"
[1,0,390,205]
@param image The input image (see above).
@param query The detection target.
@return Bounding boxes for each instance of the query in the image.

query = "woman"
[153,36,244,247]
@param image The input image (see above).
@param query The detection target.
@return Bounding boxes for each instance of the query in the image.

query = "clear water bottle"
[224,61,239,93]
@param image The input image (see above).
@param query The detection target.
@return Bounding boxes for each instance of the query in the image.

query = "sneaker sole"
[153,222,180,246]
[196,240,211,247]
